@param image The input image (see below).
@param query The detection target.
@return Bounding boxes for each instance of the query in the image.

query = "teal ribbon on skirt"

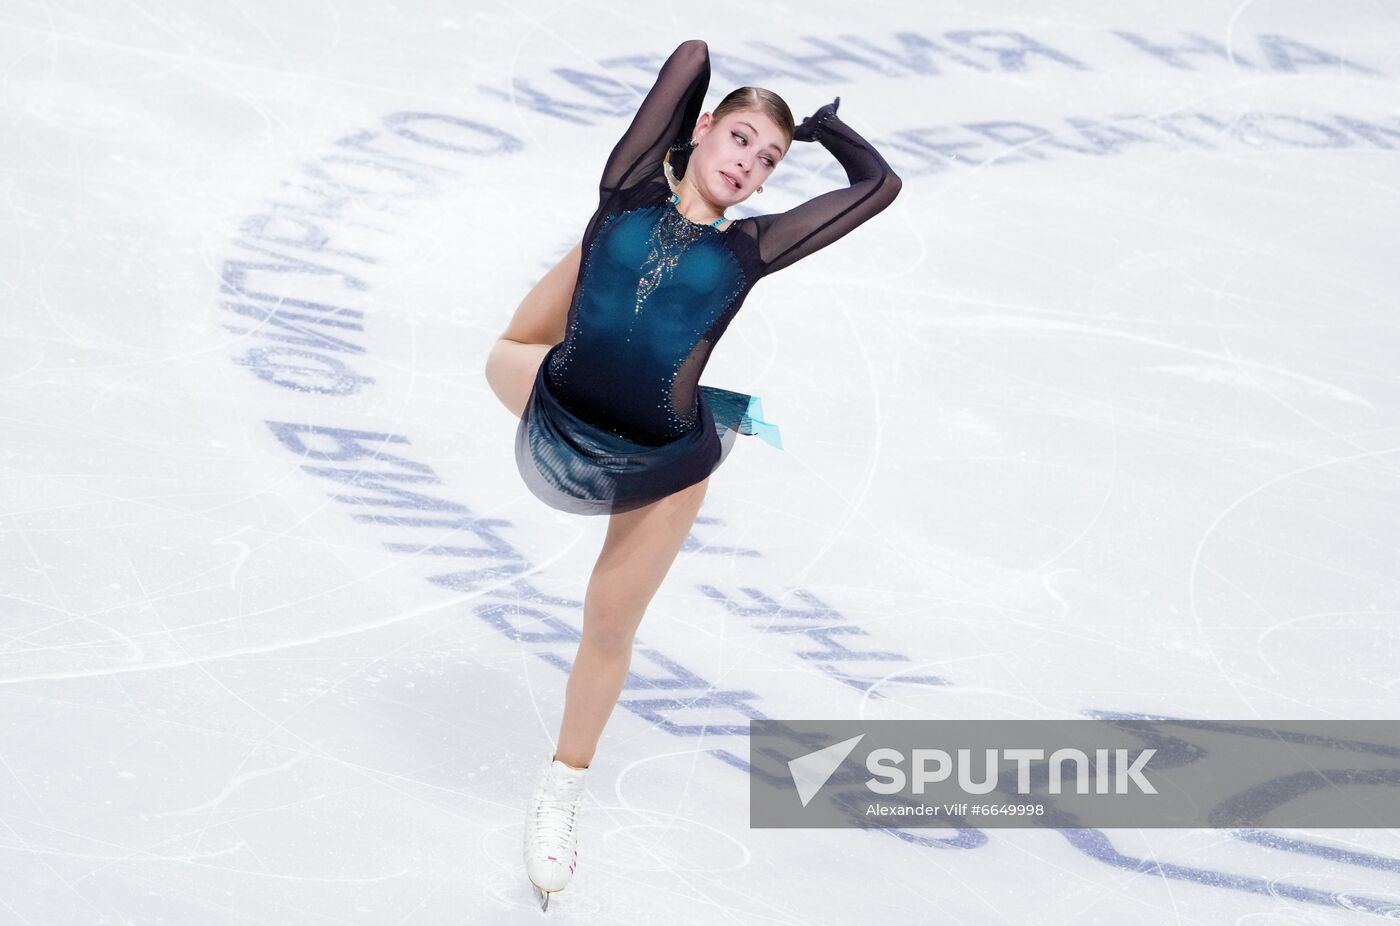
[698,385,783,451]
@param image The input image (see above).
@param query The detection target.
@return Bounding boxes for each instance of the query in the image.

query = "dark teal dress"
[516,40,901,514]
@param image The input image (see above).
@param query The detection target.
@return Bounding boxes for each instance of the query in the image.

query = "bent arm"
[598,39,711,198]
[751,112,902,276]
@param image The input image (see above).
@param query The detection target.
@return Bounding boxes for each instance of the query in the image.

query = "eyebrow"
[737,121,783,157]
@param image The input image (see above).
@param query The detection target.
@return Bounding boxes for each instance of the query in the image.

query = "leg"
[525,475,708,912]
[485,338,550,419]
[553,475,711,769]
[484,240,583,418]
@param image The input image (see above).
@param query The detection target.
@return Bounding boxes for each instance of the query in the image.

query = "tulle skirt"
[515,342,783,515]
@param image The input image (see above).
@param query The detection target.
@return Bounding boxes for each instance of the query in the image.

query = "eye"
[733,132,775,168]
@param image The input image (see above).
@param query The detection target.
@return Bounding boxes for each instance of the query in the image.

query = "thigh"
[500,239,583,345]
[486,240,583,417]
[585,476,710,624]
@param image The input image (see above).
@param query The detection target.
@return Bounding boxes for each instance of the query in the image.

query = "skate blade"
[530,882,554,911]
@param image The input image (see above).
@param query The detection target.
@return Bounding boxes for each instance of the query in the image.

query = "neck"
[672,176,725,225]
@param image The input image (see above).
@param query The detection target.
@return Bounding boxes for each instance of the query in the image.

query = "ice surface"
[3,1,1400,922]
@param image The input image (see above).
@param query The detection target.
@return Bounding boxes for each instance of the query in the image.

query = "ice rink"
[4,1,1400,922]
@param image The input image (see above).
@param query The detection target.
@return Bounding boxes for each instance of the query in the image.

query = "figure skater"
[483,38,901,910]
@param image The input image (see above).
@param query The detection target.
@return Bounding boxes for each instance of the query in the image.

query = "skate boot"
[522,755,588,911]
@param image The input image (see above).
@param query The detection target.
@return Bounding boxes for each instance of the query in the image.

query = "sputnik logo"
[788,734,865,807]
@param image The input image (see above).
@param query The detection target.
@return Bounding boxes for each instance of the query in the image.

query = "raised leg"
[484,239,583,418]
[552,475,711,769]
[485,337,550,419]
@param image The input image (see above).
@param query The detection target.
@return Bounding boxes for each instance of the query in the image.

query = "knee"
[484,337,509,380]
[580,601,639,656]
[484,338,527,415]
[581,624,636,657]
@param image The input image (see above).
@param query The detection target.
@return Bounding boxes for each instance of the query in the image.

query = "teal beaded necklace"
[670,192,726,229]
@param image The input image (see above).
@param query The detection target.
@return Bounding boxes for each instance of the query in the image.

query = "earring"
[757,185,763,193]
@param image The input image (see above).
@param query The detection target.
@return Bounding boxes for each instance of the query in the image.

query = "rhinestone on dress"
[626,201,711,339]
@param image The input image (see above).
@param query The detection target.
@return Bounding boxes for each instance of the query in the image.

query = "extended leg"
[553,475,710,769]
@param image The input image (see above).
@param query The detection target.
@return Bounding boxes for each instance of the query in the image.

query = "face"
[689,109,788,205]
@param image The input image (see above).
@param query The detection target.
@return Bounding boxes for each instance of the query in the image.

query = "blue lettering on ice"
[1113,30,1382,74]
[698,585,947,691]
[682,515,760,556]
[221,112,523,395]
[1048,713,1400,914]
[896,111,1396,173]
[491,30,1379,128]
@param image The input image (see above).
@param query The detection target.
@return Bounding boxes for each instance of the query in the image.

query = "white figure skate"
[522,756,588,911]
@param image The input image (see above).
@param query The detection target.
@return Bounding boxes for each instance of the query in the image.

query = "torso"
[545,172,755,444]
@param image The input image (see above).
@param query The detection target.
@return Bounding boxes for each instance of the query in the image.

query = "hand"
[792,96,840,143]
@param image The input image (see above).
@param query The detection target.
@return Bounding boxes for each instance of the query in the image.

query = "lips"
[720,171,741,190]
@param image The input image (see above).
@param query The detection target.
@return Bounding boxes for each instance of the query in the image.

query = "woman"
[483,38,901,910]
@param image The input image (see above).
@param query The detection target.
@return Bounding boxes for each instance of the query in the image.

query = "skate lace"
[532,787,582,850]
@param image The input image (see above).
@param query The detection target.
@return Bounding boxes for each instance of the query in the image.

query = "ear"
[693,111,714,143]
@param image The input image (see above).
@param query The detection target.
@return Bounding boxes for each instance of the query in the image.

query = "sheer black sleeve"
[599,39,710,200]
[748,112,902,276]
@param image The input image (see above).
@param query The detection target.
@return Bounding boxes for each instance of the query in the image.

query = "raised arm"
[599,39,710,198]
[749,105,902,276]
